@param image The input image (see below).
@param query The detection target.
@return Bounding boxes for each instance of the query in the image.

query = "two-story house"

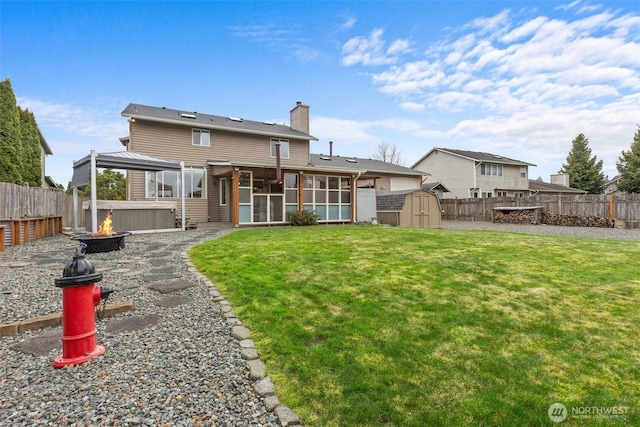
[120,102,425,226]
[412,148,535,199]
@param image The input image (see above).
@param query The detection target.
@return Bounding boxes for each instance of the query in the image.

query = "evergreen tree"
[0,79,23,183]
[616,126,640,194]
[560,133,605,194]
[67,169,127,200]
[19,109,43,187]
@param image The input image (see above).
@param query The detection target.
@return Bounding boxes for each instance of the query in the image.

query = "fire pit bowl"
[72,231,132,254]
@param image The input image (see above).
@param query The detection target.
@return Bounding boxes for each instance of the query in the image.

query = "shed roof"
[121,103,318,141]
[376,189,433,211]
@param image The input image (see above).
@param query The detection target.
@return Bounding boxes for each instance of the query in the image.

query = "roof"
[423,181,450,192]
[72,151,182,188]
[37,127,52,155]
[412,147,536,168]
[309,154,425,176]
[528,179,587,194]
[376,189,433,211]
[121,103,318,141]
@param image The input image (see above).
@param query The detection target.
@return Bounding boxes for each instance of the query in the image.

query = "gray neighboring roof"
[412,147,536,168]
[121,103,318,141]
[528,179,587,194]
[377,189,432,211]
[423,181,450,193]
[37,127,53,155]
[309,154,425,176]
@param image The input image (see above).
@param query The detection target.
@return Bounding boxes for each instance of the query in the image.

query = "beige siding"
[127,119,312,224]
[129,120,308,166]
[390,177,421,191]
[376,176,391,191]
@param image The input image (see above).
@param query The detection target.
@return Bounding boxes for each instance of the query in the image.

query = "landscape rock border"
[184,252,303,427]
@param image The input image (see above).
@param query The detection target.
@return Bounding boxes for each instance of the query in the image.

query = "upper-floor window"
[520,167,527,178]
[192,129,210,147]
[270,139,289,159]
[480,163,502,176]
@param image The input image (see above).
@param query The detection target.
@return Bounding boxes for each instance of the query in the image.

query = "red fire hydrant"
[53,250,111,368]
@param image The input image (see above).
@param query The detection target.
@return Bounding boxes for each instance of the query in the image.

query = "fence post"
[609,193,614,220]
[558,195,562,215]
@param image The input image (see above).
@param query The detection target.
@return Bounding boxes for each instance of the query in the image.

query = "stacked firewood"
[542,212,614,228]
[493,210,537,224]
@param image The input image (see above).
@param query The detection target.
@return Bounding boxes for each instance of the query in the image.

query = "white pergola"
[71,150,185,232]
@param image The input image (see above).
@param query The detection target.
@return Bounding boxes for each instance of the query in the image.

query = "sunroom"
[209,163,357,226]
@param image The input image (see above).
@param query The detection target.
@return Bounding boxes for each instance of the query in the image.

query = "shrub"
[287,209,320,226]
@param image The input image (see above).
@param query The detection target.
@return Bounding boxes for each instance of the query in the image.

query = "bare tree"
[371,142,405,165]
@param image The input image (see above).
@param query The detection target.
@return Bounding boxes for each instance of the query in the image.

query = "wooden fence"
[441,194,640,228]
[0,183,86,229]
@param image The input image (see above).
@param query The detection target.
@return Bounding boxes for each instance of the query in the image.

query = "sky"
[2,0,639,187]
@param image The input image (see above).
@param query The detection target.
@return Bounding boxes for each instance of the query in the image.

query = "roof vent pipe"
[329,141,333,158]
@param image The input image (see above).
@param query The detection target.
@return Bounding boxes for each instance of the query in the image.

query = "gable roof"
[376,189,434,211]
[528,179,587,194]
[121,103,318,141]
[309,154,425,176]
[423,181,450,193]
[412,147,535,168]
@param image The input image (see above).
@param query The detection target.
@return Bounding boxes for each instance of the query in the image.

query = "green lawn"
[189,226,640,426]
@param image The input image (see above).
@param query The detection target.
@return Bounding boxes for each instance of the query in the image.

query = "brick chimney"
[290,101,310,134]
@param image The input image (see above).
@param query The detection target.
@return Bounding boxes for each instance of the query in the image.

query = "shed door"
[412,193,432,227]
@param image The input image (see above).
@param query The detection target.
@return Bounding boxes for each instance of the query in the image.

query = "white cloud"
[17,97,127,185]
[341,16,356,30]
[339,3,640,179]
[342,28,410,66]
[17,97,127,143]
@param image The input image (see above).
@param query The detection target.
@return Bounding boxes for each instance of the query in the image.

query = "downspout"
[353,171,363,223]
[275,141,282,183]
[180,161,185,231]
[474,161,481,198]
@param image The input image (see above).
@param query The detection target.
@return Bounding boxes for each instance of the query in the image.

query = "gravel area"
[2,220,639,426]
[0,227,281,426]
[441,219,640,241]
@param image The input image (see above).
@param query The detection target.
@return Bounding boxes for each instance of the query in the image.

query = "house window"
[520,167,527,178]
[302,174,351,221]
[219,177,227,206]
[192,129,210,147]
[184,167,206,198]
[270,139,289,159]
[497,191,507,197]
[239,171,252,223]
[481,164,502,176]
[482,192,493,198]
[284,173,298,217]
[145,167,207,198]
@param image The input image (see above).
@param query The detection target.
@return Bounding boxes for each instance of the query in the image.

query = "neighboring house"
[412,148,535,199]
[37,127,56,188]
[604,175,621,195]
[528,179,587,195]
[422,181,450,199]
[120,102,425,226]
